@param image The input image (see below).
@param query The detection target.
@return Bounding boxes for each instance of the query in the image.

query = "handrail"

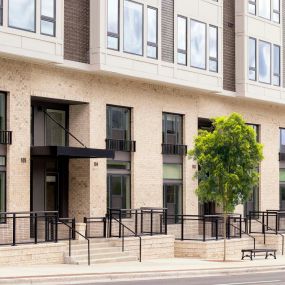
[60,220,91,266]
[230,223,256,250]
[111,216,142,262]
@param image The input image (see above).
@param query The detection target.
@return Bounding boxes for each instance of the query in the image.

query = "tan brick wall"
[0,58,284,221]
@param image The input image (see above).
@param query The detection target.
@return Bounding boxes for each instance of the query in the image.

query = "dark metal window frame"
[273,44,281,86]
[0,0,3,26]
[163,182,183,218]
[147,6,158,60]
[40,0,56,37]
[177,15,187,66]
[107,105,132,141]
[209,25,218,73]
[248,37,257,81]
[107,0,120,51]
[8,0,37,33]
[123,0,144,57]
[248,0,256,15]
[162,112,184,145]
[190,19,207,71]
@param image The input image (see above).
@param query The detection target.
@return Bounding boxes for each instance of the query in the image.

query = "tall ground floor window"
[244,186,259,216]
[107,157,131,210]
[280,169,285,210]
[163,162,183,223]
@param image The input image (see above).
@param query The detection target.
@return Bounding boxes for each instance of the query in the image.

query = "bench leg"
[265,252,268,259]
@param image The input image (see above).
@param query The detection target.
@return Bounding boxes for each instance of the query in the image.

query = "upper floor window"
[147,6,158,59]
[259,0,271,20]
[162,113,183,145]
[190,20,206,70]
[249,0,280,23]
[0,0,3,26]
[273,45,280,86]
[209,25,218,72]
[9,0,36,32]
[248,37,257,81]
[41,0,56,36]
[107,106,131,141]
[259,40,271,84]
[0,93,6,131]
[177,16,187,65]
[107,0,119,50]
[124,0,143,56]
[248,37,280,86]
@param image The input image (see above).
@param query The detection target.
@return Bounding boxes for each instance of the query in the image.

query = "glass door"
[163,184,182,224]
[45,173,58,212]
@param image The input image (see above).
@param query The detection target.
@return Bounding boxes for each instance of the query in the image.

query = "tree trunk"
[223,211,227,262]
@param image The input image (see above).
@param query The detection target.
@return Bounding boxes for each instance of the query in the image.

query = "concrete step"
[74,255,138,265]
[68,247,122,255]
[70,251,132,261]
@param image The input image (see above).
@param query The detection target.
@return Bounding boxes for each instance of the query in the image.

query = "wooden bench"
[241,249,277,260]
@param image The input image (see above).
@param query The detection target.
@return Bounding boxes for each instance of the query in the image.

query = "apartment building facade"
[0,0,284,223]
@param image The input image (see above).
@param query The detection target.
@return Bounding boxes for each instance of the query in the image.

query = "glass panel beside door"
[45,173,58,212]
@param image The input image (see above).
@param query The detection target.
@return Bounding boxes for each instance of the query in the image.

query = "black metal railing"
[167,214,242,242]
[0,211,59,246]
[84,217,107,238]
[60,219,91,266]
[161,144,187,155]
[0,130,12,145]
[110,216,142,262]
[107,208,167,238]
[106,139,136,152]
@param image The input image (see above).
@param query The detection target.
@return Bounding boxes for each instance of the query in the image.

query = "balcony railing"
[0,130,12,145]
[106,139,136,152]
[162,144,187,155]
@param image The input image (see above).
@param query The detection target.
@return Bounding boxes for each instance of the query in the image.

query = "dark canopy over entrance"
[31,146,114,159]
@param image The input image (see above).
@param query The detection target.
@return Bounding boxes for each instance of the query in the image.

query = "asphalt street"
[78,271,285,285]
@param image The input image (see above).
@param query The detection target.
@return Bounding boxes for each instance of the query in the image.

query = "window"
[163,184,182,222]
[190,20,206,69]
[45,109,66,146]
[280,129,285,148]
[273,45,280,86]
[147,7,158,59]
[248,38,257,81]
[259,41,271,84]
[0,172,5,216]
[124,0,143,56]
[107,0,120,50]
[272,0,280,23]
[107,106,131,141]
[209,25,218,72]
[248,0,256,15]
[0,0,3,26]
[259,0,271,20]
[0,93,6,131]
[9,0,36,32]
[163,164,182,180]
[162,113,183,145]
[41,0,55,36]
[177,16,187,65]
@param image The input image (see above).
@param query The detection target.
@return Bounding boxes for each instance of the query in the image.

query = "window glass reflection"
[124,0,143,55]
[259,41,271,84]
[9,0,35,32]
[209,26,218,72]
[147,7,157,59]
[177,16,187,65]
[41,0,54,18]
[273,45,280,86]
[248,38,256,80]
[259,0,270,19]
[107,0,119,50]
[190,20,206,69]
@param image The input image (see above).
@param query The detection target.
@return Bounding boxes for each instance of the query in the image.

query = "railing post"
[275,213,278,234]
[109,209,113,238]
[88,239,90,266]
[139,238,142,262]
[55,214,58,243]
[141,209,144,234]
[239,216,242,238]
[72,218,76,240]
[262,212,266,244]
[122,227,125,252]
[34,213,38,244]
[12,213,16,246]
[227,217,230,239]
[135,210,138,236]
[181,215,184,241]
[150,210,153,236]
[215,218,218,240]
[84,217,87,237]
[249,213,252,234]
[119,210,122,238]
[203,217,206,242]
[165,209,168,235]
[103,217,107,238]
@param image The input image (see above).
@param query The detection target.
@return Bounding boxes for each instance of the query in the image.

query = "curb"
[1,265,285,284]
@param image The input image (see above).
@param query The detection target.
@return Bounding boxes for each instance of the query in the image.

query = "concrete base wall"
[0,243,67,265]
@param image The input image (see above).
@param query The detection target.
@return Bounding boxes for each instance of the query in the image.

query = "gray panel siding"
[223,0,236,91]
[161,0,174,63]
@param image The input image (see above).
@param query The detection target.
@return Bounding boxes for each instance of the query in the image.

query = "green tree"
[189,113,263,261]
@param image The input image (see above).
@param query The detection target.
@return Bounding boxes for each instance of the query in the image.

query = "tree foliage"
[189,113,264,213]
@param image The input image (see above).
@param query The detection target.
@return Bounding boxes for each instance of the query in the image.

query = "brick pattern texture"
[223,0,236,91]
[64,0,90,63]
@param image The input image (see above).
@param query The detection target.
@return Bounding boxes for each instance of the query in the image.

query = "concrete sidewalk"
[1,256,285,284]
